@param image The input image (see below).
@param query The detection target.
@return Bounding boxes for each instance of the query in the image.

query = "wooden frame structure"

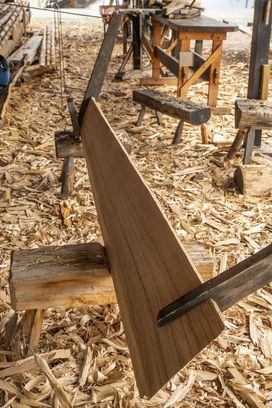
[140,15,237,106]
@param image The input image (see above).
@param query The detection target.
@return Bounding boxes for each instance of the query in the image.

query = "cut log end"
[234,164,272,196]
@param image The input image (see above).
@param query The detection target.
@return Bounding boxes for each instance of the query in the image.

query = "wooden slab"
[235,99,272,129]
[9,243,115,311]
[81,99,224,398]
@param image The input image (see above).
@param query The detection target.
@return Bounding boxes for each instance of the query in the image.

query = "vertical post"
[247,0,272,145]
[132,14,142,70]
[208,40,222,107]
[178,37,190,98]
[151,17,162,80]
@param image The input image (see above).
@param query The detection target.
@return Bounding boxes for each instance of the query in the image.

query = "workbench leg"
[208,40,222,107]
[172,120,184,144]
[151,16,162,80]
[136,106,146,126]
[178,38,190,98]
[243,127,255,164]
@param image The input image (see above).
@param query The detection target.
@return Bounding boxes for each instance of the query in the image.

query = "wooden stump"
[234,164,272,196]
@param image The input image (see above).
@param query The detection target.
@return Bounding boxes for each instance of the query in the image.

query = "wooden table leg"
[151,17,162,81]
[178,38,190,98]
[208,40,222,107]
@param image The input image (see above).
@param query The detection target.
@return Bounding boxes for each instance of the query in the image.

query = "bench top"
[153,14,238,33]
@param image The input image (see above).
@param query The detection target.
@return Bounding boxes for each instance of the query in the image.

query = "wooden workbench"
[141,14,237,106]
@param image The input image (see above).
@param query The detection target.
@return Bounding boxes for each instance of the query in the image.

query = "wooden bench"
[132,89,211,144]
[228,99,272,163]
[9,241,214,355]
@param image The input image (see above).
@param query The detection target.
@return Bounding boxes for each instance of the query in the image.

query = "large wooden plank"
[81,99,224,398]
[78,12,121,124]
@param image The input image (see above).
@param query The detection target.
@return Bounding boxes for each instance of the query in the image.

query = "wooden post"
[151,17,162,80]
[132,14,142,70]
[247,0,272,145]
[178,38,190,98]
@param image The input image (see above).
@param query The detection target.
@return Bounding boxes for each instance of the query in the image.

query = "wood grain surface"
[81,99,224,398]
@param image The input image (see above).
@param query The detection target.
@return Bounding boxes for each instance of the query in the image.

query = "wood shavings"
[0,13,271,408]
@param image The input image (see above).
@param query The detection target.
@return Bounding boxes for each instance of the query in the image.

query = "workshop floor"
[0,13,272,407]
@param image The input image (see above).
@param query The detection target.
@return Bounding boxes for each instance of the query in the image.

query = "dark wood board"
[81,99,224,398]
[153,15,238,33]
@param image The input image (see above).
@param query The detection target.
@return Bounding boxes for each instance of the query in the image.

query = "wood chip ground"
[0,15,271,407]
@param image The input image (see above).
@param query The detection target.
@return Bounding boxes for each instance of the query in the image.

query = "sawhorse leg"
[136,106,146,126]
[208,40,223,107]
[61,157,75,196]
[243,127,255,164]
[23,310,45,356]
[172,120,184,144]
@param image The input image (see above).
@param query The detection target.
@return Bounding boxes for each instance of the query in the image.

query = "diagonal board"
[81,99,224,398]
[78,12,121,125]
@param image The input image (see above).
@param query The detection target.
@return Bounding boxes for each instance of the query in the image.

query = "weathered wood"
[227,128,247,160]
[9,35,43,65]
[78,12,121,124]
[158,243,272,326]
[154,45,179,77]
[67,97,80,139]
[55,131,84,159]
[243,127,255,164]
[171,120,184,144]
[132,14,142,70]
[55,130,132,158]
[9,243,115,311]
[235,99,272,129]
[133,89,211,125]
[81,99,224,398]
[234,164,272,196]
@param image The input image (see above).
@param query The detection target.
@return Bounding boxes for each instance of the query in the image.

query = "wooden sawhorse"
[141,15,237,106]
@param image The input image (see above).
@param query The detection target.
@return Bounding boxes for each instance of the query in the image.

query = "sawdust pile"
[0,16,272,408]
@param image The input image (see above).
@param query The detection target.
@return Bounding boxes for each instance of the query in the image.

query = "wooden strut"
[158,243,272,327]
